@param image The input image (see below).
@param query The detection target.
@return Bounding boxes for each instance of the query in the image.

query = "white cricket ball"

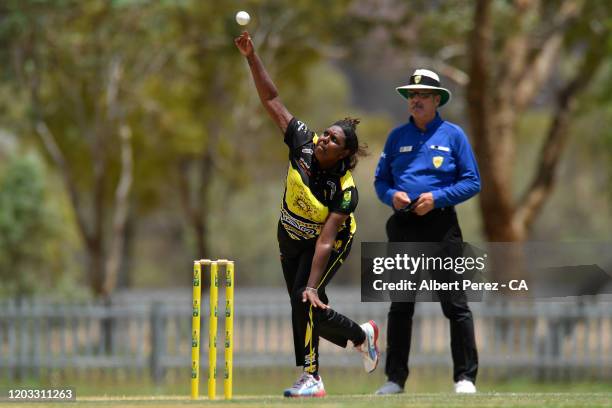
[235,11,250,26]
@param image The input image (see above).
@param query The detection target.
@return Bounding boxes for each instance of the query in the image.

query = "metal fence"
[1,288,610,381]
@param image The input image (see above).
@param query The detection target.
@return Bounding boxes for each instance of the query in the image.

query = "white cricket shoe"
[454,379,476,394]
[375,381,404,395]
[357,320,379,373]
[283,372,326,398]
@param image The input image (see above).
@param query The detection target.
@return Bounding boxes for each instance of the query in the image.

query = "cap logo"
[414,75,422,84]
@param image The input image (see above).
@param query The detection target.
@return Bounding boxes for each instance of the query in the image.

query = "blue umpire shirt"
[374,113,481,209]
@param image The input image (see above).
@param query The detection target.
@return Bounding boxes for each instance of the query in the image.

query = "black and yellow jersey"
[280,117,358,241]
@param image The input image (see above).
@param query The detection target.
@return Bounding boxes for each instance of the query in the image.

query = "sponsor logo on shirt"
[280,207,322,240]
[400,145,413,153]
[298,158,311,176]
[302,148,313,155]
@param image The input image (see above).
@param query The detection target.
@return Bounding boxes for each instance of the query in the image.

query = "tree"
[141,0,362,262]
[344,0,610,245]
[1,0,370,291]
[0,154,63,297]
[2,0,170,296]
[332,0,611,288]
[467,0,611,242]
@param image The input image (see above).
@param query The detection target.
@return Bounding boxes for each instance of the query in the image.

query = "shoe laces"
[293,372,312,387]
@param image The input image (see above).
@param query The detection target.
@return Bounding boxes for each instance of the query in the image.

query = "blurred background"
[0,0,610,395]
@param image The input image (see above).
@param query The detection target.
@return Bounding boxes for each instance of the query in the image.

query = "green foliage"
[0,154,73,297]
[0,0,386,288]
[573,59,612,205]
[0,0,610,289]
[2,0,172,202]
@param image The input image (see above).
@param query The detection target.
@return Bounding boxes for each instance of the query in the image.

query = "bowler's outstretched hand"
[234,31,254,57]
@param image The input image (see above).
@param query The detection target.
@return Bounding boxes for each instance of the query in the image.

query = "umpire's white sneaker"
[375,381,404,395]
[454,379,476,394]
[357,320,379,373]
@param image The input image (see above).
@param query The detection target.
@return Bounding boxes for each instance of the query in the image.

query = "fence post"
[150,301,166,384]
[17,297,27,380]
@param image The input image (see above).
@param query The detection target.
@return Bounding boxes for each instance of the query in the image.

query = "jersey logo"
[399,145,413,153]
[326,180,337,201]
[334,240,343,251]
[340,190,352,210]
[295,197,311,213]
[297,120,308,133]
[433,156,444,168]
[302,148,313,155]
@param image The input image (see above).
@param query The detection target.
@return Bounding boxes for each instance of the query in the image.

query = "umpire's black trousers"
[384,207,478,386]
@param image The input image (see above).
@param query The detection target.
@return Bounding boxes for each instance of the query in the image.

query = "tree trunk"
[514,24,610,233]
[465,0,606,291]
[479,105,521,242]
[468,0,519,243]
[178,149,213,261]
[103,123,134,296]
[467,0,590,243]
[87,236,106,296]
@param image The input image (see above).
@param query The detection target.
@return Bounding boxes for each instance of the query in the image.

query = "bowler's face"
[408,91,440,121]
[315,125,348,163]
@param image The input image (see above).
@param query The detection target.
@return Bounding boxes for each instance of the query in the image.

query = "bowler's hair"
[333,117,368,170]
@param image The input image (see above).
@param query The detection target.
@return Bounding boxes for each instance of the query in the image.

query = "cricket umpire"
[373,69,480,394]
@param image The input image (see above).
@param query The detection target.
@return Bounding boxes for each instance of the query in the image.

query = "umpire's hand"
[392,191,411,210]
[413,192,435,216]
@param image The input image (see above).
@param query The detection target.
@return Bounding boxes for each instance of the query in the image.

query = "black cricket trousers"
[384,207,478,386]
[278,222,365,375]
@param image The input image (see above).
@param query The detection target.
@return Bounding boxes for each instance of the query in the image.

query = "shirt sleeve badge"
[340,190,352,210]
